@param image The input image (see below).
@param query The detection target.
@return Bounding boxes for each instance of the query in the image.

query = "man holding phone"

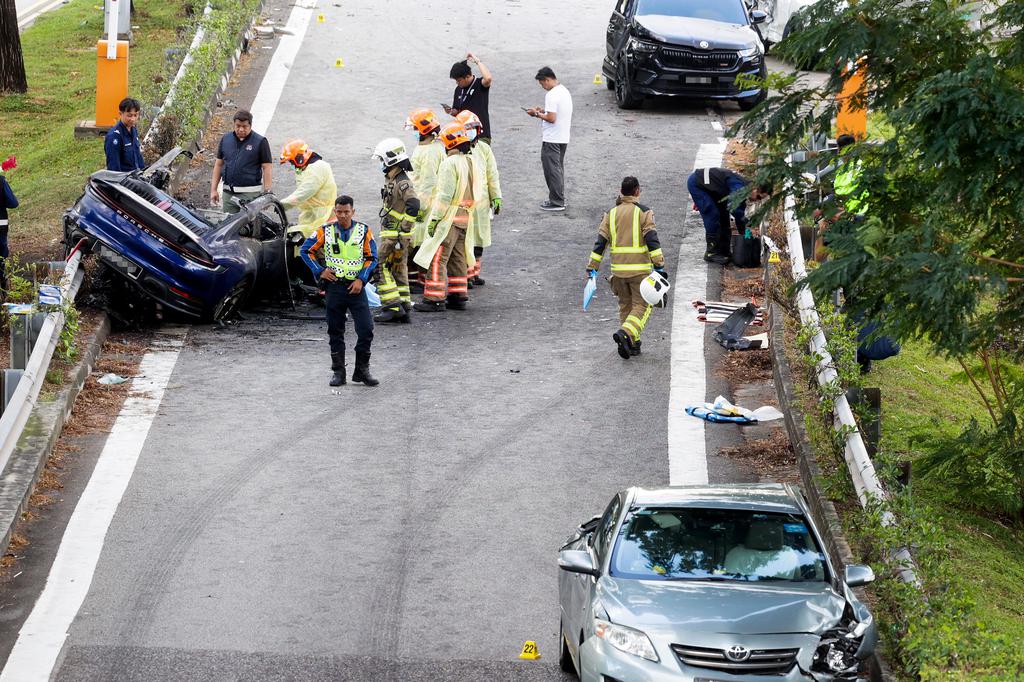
[445,53,493,143]
[525,66,573,212]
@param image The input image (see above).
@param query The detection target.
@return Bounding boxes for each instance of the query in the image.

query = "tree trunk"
[0,0,28,93]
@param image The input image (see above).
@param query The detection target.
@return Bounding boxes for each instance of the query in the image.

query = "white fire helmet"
[371,138,409,171]
[640,270,670,307]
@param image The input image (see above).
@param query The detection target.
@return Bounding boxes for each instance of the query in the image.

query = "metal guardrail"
[783,162,919,586]
[0,248,85,477]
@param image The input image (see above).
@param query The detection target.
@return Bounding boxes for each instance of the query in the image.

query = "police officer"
[687,167,771,265]
[210,110,273,214]
[0,156,18,293]
[104,97,145,172]
[371,138,420,323]
[300,196,379,387]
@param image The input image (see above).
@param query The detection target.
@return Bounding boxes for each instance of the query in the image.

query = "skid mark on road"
[667,139,727,485]
[0,327,187,682]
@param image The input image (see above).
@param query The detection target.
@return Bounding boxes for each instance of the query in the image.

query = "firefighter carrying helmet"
[640,270,671,307]
[371,138,409,170]
[438,122,470,151]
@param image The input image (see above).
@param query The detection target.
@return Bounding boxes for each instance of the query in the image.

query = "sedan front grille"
[671,643,799,675]
[660,47,739,71]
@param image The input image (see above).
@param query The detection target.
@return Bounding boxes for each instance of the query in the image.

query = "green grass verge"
[0,0,191,255]
[872,339,1024,651]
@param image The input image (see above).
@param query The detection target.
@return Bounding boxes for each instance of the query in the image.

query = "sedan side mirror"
[750,9,768,23]
[559,550,599,577]
[845,564,875,587]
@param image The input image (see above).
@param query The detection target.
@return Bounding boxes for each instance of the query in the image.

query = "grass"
[871,339,1024,645]
[0,0,192,259]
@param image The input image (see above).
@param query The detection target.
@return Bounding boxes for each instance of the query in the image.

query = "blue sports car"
[64,149,292,322]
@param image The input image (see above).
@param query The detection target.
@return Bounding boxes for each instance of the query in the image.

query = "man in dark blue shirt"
[0,157,19,293]
[210,110,273,214]
[104,97,146,172]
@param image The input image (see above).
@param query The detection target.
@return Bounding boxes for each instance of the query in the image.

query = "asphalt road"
[4,0,766,679]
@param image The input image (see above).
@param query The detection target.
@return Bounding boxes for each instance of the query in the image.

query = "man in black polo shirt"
[210,110,273,214]
[444,52,493,143]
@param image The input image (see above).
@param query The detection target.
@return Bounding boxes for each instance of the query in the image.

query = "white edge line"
[0,329,187,682]
[249,0,319,133]
[667,140,727,485]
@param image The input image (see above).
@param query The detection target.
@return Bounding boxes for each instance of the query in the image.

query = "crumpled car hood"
[598,577,846,635]
[635,15,759,50]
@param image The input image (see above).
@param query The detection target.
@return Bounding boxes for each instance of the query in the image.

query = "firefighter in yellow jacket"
[587,176,666,359]
[279,140,338,244]
[455,110,501,286]
[405,109,447,293]
[371,138,420,323]
[413,121,483,312]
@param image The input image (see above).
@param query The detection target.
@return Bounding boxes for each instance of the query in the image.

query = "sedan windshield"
[635,0,748,25]
[610,507,827,582]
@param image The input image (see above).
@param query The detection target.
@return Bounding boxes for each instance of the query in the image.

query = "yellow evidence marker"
[768,251,781,264]
[519,641,541,660]
[593,73,603,85]
[335,58,345,68]
[317,13,325,22]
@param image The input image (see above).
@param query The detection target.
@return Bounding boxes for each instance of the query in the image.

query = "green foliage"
[146,0,262,155]
[56,300,79,364]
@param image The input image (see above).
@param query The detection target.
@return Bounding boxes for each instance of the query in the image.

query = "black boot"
[630,340,642,356]
[374,306,404,323]
[612,330,633,360]
[446,295,467,311]
[399,301,412,323]
[352,351,379,386]
[329,352,346,386]
[703,238,729,265]
[472,275,485,286]
[413,300,445,312]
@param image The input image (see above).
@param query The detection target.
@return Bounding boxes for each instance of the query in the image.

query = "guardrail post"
[10,311,47,370]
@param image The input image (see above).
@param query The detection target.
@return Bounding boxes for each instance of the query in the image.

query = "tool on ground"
[583,271,598,310]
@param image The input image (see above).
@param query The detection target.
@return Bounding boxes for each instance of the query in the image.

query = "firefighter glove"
[491,197,502,215]
[427,218,440,237]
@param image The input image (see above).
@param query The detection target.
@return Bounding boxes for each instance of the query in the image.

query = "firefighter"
[687,166,771,265]
[279,140,338,244]
[300,195,379,387]
[413,121,483,312]
[370,138,420,323]
[587,176,666,359]
[405,109,446,293]
[454,110,501,286]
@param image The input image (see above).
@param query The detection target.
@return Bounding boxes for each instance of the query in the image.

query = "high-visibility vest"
[324,222,366,279]
[608,205,653,275]
[834,160,868,214]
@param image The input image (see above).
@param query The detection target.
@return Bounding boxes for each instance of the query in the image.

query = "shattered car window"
[610,507,827,582]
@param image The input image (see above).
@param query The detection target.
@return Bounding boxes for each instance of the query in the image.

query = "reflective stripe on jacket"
[379,170,420,238]
[587,195,664,275]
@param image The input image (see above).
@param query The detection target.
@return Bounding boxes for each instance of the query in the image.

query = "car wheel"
[738,88,767,111]
[558,618,577,675]
[614,60,643,110]
[605,76,615,91]
[213,276,252,321]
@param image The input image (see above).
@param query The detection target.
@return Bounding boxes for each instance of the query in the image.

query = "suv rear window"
[636,0,748,24]
[610,507,827,582]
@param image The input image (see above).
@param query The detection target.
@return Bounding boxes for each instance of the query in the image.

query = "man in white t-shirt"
[526,66,573,211]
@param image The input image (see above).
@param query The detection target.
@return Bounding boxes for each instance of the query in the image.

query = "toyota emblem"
[699,40,710,49]
[725,645,751,662]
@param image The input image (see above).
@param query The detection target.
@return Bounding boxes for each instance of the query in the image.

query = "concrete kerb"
[0,314,111,558]
[767,299,895,682]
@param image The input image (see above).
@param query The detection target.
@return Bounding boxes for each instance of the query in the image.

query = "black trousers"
[325,279,374,356]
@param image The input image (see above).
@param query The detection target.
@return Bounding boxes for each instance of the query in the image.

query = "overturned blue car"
[63,149,292,323]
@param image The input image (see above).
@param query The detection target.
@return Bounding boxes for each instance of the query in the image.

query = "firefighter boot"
[630,340,642,357]
[352,351,379,386]
[399,301,413,323]
[329,352,346,387]
[374,306,405,323]
[446,295,467,311]
[413,300,445,312]
[703,238,729,265]
[612,330,633,360]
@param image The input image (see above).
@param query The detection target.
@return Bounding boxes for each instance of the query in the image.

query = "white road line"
[16,0,65,30]
[667,138,727,485]
[711,121,723,132]
[249,0,319,133]
[0,328,187,682]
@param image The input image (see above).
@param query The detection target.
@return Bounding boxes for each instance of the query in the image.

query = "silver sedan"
[557,484,877,681]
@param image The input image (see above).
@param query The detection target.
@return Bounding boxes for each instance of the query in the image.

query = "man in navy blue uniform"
[209,110,273,214]
[0,156,18,293]
[104,97,145,172]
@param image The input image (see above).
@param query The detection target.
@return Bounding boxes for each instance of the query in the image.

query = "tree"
[0,0,27,93]
[733,0,1024,516]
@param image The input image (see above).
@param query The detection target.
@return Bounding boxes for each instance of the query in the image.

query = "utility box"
[103,0,133,42]
[95,40,130,127]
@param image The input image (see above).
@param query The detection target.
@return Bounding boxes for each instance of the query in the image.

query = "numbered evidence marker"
[317,13,325,22]
[519,641,541,660]
[768,250,781,264]
[335,58,345,68]
[593,73,603,85]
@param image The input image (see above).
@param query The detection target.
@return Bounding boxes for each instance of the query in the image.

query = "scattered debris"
[686,395,784,424]
[97,373,129,385]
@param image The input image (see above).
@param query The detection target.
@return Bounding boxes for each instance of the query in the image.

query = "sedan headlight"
[594,619,659,662]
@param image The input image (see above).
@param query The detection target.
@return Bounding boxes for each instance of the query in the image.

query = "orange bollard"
[836,61,867,140]
[95,40,130,127]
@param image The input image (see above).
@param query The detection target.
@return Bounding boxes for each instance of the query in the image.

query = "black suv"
[603,0,769,110]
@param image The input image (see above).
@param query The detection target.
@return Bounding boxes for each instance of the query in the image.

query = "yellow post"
[836,60,867,140]
[95,40,130,126]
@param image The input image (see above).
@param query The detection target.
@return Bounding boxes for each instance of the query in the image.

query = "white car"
[755,0,817,48]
